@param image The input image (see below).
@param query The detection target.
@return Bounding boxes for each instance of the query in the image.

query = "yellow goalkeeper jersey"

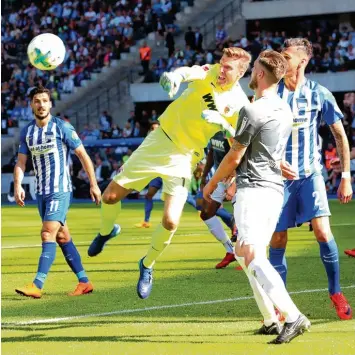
[159,64,249,158]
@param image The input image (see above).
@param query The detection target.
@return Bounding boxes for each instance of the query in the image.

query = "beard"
[249,75,258,90]
[33,109,50,120]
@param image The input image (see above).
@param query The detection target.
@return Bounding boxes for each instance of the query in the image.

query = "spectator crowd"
[141,16,355,83]
[2,0,183,130]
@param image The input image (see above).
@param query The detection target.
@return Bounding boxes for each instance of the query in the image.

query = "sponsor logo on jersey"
[202,93,217,111]
[211,139,225,152]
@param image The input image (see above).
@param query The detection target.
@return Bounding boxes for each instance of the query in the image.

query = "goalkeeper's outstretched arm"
[159,65,211,98]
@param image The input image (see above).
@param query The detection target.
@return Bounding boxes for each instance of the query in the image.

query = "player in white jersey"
[87,47,251,300]
[269,38,353,320]
[204,50,310,344]
[14,85,101,298]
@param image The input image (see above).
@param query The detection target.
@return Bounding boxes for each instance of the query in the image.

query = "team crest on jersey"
[237,115,248,135]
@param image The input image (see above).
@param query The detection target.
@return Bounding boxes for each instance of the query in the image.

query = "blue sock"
[318,238,341,295]
[60,239,89,283]
[34,242,56,289]
[216,208,234,230]
[186,194,197,209]
[144,199,153,222]
[269,247,288,285]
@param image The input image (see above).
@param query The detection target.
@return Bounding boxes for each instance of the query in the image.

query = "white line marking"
[3,285,355,326]
[2,222,354,249]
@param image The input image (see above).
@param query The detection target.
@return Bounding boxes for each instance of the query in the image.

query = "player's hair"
[223,47,251,75]
[283,38,313,58]
[258,50,288,84]
[29,85,51,101]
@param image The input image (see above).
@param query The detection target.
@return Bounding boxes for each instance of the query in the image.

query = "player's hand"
[203,180,218,203]
[14,186,26,207]
[337,178,353,204]
[280,161,297,180]
[159,72,182,98]
[90,185,102,205]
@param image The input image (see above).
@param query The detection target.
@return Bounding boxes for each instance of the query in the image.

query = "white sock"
[236,256,278,326]
[248,257,301,323]
[204,216,233,253]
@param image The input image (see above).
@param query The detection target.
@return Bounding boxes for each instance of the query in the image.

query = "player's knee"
[161,216,178,231]
[145,193,154,200]
[102,191,119,204]
[270,232,287,248]
[313,228,330,243]
[56,231,70,245]
[200,205,215,221]
[41,229,56,242]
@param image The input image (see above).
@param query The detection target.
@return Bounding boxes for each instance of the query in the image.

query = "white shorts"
[211,181,233,204]
[233,187,283,247]
[114,127,199,197]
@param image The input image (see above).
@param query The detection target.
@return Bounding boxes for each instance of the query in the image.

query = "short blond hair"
[258,50,288,84]
[223,47,251,76]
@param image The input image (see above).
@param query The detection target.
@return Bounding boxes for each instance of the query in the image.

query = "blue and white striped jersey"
[18,116,82,195]
[277,78,343,179]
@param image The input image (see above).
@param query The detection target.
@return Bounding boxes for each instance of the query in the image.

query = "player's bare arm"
[203,141,247,203]
[329,121,353,204]
[13,153,28,207]
[75,145,101,205]
[201,148,214,190]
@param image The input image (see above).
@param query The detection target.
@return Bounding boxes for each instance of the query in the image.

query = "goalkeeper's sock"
[60,239,89,283]
[33,242,56,289]
[144,224,176,268]
[99,201,121,236]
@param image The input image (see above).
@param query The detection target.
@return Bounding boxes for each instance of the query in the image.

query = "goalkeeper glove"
[201,110,235,138]
[159,72,183,98]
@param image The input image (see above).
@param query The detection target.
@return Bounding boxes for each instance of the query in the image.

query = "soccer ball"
[27,33,66,71]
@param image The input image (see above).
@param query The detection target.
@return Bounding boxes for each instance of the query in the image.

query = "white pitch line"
[3,285,355,327]
[2,223,354,250]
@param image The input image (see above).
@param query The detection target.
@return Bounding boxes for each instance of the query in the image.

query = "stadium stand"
[1,0,185,129]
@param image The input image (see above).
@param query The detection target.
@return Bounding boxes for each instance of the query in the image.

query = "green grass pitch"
[2,200,355,355]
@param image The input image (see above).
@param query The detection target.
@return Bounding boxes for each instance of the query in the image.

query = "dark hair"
[29,84,51,101]
[283,38,313,58]
[258,50,288,84]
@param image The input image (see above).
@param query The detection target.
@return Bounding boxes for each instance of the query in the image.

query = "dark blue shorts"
[275,173,331,232]
[36,192,72,226]
[148,177,163,190]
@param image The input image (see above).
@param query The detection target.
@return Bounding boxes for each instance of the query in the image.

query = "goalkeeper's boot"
[330,292,352,320]
[15,283,42,299]
[137,257,153,299]
[216,252,235,269]
[268,314,311,344]
[68,282,94,296]
[88,224,121,257]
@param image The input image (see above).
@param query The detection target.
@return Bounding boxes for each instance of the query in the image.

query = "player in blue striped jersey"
[269,39,353,320]
[14,85,101,298]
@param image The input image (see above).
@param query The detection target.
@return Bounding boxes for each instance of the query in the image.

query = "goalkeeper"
[88,47,251,300]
